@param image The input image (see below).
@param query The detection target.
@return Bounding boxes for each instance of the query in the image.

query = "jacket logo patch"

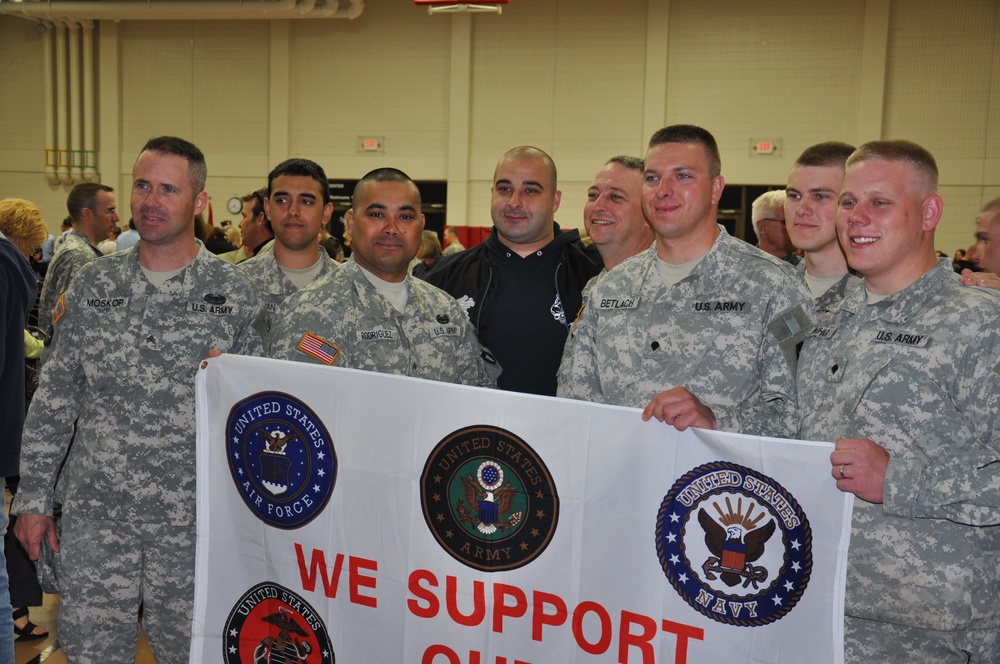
[456,295,476,316]
[550,294,566,325]
[204,293,227,305]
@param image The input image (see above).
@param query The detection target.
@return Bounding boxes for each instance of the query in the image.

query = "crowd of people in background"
[1,125,999,663]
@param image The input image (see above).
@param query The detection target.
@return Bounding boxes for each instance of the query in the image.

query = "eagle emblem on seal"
[698,497,776,589]
[456,461,522,534]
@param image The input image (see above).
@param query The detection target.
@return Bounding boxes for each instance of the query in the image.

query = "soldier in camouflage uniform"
[13,137,262,664]
[269,168,499,387]
[37,183,119,346]
[784,142,862,313]
[959,196,1000,291]
[239,158,339,345]
[558,125,813,437]
[798,140,1000,662]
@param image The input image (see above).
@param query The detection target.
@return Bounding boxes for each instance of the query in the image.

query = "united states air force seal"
[656,462,812,626]
[420,425,558,572]
[223,582,334,664]
[226,392,336,529]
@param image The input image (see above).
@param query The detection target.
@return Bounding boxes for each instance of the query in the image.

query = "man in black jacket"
[425,146,602,396]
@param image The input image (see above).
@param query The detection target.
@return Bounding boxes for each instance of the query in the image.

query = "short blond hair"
[847,140,938,194]
[0,198,47,258]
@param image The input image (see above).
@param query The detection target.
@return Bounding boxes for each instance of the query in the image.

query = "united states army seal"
[656,462,812,626]
[420,425,558,572]
[226,391,336,529]
[223,582,334,663]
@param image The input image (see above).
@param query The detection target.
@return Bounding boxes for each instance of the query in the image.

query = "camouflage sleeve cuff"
[10,492,54,518]
[712,406,740,434]
[881,455,919,519]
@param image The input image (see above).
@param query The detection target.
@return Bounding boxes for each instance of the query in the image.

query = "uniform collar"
[838,258,951,323]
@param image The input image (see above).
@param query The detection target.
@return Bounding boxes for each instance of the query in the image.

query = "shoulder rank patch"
[52,293,66,326]
[298,333,340,365]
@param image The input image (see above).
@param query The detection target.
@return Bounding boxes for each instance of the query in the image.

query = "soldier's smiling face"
[347,179,424,282]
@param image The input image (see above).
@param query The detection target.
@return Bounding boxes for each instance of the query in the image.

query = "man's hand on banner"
[641,386,718,431]
[830,437,889,504]
[207,349,223,358]
[13,514,59,561]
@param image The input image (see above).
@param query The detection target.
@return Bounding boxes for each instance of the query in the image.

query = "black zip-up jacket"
[424,223,602,394]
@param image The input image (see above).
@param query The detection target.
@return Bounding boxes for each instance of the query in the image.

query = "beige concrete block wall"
[0,0,997,252]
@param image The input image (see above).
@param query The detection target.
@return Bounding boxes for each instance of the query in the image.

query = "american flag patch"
[298,333,340,365]
[52,293,66,326]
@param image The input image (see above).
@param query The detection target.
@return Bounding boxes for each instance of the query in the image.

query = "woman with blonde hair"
[0,198,50,644]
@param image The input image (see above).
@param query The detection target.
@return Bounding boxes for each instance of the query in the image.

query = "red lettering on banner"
[572,600,613,655]
[407,568,439,618]
[294,544,377,607]
[661,619,705,664]
[295,543,345,596]
[349,556,378,608]
[447,575,487,627]
[493,583,528,633]
[531,591,567,641]
[421,645,530,664]
[406,570,702,662]
[618,610,656,663]
[422,644,461,663]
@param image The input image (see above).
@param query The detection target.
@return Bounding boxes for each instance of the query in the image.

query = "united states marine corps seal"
[226,392,336,529]
[420,425,558,572]
[223,582,334,664]
[656,462,812,626]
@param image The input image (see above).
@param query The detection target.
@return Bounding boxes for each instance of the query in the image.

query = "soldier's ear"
[922,194,943,232]
[194,190,209,217]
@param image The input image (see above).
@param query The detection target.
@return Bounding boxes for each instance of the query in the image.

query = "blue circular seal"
[656,462,812,626]
[226,391,336,529]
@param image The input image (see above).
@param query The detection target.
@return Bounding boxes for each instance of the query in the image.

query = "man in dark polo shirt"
[425,146,602,395]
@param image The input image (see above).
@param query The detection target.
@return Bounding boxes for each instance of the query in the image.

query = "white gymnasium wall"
[0,0,997,253]
[882,0,1000,253]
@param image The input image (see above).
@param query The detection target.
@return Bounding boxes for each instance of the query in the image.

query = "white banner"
[192,354,851,664]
